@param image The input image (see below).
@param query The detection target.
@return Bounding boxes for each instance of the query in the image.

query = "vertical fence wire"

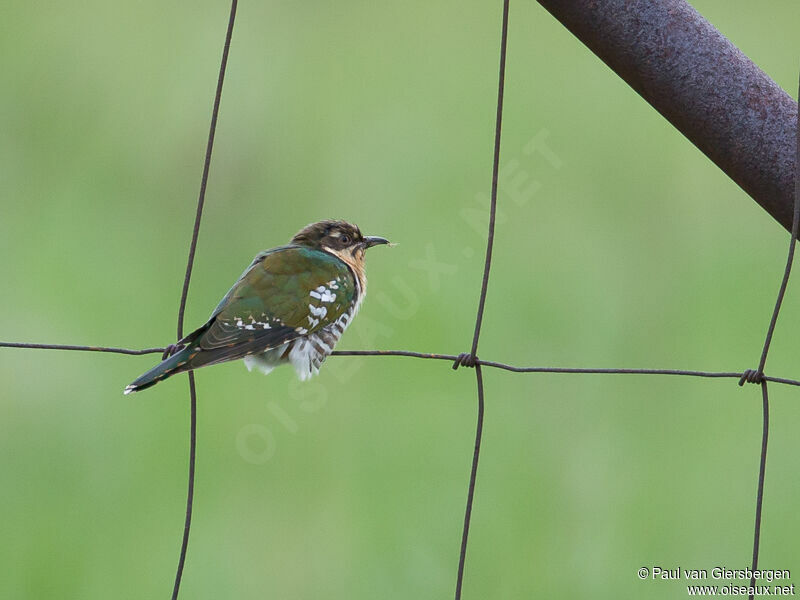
[453,1,509,598]
[170,2,238,598]
[742,72,800,600]
[749,382,769,599]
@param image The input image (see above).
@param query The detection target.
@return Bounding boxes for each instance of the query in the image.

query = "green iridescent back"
[182,245,357,365]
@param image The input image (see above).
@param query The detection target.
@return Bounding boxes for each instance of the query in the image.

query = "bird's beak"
[364,236,390,249]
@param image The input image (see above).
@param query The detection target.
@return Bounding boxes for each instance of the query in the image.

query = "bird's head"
[291,220,390,271]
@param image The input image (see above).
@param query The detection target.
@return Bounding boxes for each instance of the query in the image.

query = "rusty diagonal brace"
[537,0,797,233]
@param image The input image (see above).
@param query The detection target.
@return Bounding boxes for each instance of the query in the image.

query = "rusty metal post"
[536,0,797,233]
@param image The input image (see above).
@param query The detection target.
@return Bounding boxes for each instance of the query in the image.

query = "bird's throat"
[324,246,367,294]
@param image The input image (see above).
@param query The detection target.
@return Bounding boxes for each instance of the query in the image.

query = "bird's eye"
[340,235,350,244]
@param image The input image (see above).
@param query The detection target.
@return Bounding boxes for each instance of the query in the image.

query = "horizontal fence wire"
[0,342,165,355]
[1,2,798,599]
[6,341,800,386]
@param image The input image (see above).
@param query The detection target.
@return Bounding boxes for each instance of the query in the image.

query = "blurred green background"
[2,1,800,597]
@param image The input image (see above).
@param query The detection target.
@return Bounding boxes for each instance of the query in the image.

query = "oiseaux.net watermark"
[235,128,564,465]
[638,566,794,596]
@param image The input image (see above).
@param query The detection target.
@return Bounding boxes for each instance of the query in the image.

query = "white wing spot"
[310,285,336,303]
[233,314,277,329]
[309,304,327,319]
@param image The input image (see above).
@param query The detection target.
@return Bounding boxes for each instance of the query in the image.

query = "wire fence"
[2,2,799,599]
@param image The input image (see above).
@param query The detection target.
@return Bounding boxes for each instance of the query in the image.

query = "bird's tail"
[124,346,196,395]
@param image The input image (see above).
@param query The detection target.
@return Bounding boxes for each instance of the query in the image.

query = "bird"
[124,220,390,394]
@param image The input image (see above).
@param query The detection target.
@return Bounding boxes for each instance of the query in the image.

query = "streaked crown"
[292,220,364,251]
[291,220,389,255]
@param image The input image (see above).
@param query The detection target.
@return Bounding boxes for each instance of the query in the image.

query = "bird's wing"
[182,246,357,367]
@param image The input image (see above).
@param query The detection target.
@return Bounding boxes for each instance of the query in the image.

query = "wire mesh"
[1,2,798,599]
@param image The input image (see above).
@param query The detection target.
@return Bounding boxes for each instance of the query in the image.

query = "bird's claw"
[162,343,184,360]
